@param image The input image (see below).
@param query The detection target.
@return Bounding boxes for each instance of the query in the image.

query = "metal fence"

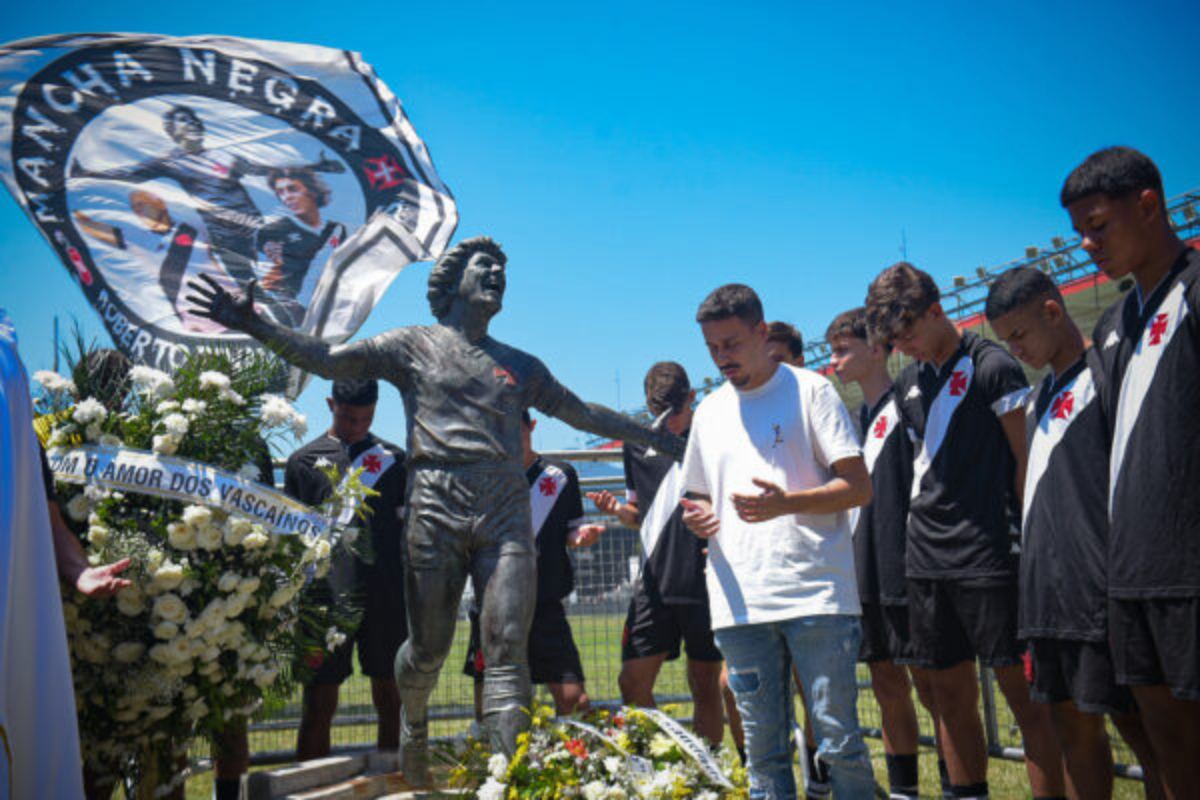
[217,448,1146,788]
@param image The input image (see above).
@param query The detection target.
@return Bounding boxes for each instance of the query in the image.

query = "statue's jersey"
[357,325,571,466]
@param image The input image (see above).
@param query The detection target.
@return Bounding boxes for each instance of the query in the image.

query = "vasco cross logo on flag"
[0,33,458,394]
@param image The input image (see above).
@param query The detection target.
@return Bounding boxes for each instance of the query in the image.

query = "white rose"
[314,456,332,469]
[478,778,507,800]
[152,593,188,625]
[325,627,347,650]
[72,397,106,425]
[33,370,76,395]
[195,523,224,551]
[182,398,207,415]
[166,522,195,550]
[99,433,122,447]
[151,560,185,592]
[313,539,332,561]
[161,413,189,437]
[152,434,179,455]
[236,463,261,481]
[182,505,212,528]
[341,527,360,545]
[148,643,173,665]
[65,494,90,522]
[223,593,249,618]
[241,529,269,550]
[116,587,146,617]
[217,572,241,593]
[168,636,193,663]
[113,642,145,663]
[220,387,246,406]
[487,753,508,780]
[87,524,109,548]
[236,576,260,594]
[153,621,179,640]
[291,414,308,438]
[84,422,102,442]
[178,577,200,596]
[252,664,278,688]
[155,400,181,415]
[259,395,292,427]
[604,756,621,776]
[198,371,231,391]
[582,781,606,800]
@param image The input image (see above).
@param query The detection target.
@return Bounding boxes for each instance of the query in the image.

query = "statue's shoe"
[399,726,430,787]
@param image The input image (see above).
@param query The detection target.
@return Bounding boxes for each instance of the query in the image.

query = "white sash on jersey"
[638,462,685,562]
[911,354,973,499]
[530,462,569,538]
[1022,367,1096,532]
[1111,279,1191,515]
[850,397,899,535]
[337,443,397,524]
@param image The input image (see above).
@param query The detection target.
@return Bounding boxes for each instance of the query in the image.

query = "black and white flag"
[0,33,457,393]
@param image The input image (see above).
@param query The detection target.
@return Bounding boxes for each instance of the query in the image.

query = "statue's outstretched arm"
[184,275,380,380]
[551,392,685,461]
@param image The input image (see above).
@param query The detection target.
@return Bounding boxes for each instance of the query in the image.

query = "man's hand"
[185,274,260,332]
[731,478,792,523]
[74,558,132,597]
[586,490,639,528]
[568,523,606,548]
[680,497,720,539]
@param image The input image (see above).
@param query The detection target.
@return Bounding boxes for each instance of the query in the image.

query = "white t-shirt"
[681,364,863,629]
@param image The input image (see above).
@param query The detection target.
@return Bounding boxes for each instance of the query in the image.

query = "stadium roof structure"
[585,187,1200,444]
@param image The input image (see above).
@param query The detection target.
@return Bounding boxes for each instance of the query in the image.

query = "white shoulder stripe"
[911,354,973,499]
[529,463,569,537]
[1110,280,1191,516]
[862,397,899,474]
[991,386,1031,417]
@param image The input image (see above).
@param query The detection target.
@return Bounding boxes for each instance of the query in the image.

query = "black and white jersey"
[625,433,708,605]
[1092,247,1200,599]
[285,433,407,587]
[853,388,913,605]
[895,330,1030,580]
[256,216,347,303]
[526,455,585,604]
[1019,353,1109,641]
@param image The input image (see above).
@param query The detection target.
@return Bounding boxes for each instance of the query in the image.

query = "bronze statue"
[187,236,683,784]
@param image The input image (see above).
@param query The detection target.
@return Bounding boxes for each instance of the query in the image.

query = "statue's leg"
[474,471,537,755]
[394,468,471,785]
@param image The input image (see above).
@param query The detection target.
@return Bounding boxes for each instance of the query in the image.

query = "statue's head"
[427,236,508,320]
[162,104,205,149]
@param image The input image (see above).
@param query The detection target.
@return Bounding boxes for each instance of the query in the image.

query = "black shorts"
[907,578,1022,670]
[463,602,585,685]
[621,586,721,663]
[304,583,408,685]
[1028,638,1134,714]
[859,602,914,664]
[1109,597,1200,701]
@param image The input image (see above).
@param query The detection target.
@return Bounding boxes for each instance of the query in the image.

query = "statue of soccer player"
[185,236,684,784]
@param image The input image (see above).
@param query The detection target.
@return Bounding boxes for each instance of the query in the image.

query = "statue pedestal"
[244,752,456,799]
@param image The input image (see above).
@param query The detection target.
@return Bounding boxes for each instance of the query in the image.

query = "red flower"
[305,650,325,669]
[612,714,625,729]
[565,738,588,759]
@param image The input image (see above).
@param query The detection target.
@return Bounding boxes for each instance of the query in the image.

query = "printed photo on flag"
[0,33,458,394]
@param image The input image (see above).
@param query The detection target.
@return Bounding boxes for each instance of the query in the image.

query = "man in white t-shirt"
[680,284,876,799]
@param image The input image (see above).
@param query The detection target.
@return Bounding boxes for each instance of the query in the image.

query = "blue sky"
[2,0,1199,451]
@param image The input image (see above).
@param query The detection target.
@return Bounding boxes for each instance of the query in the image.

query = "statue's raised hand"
[185,274,259,332]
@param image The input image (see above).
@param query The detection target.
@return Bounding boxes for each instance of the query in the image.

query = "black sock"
[215,777,241,800]
[939,759,953,798]
[805,743,830,783]
[736,745,746,765]
[950,782,989,799]
[1033,797,1068,800]
[885,753,919,798]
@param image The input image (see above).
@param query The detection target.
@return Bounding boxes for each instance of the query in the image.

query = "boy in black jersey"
[865,263,1065,800]
[464,409,606,716]
[987,267,1162,800]
[285,379,408,761]
[827,307,933,800]
[1062,146,1200,793]
[588,362,725,747]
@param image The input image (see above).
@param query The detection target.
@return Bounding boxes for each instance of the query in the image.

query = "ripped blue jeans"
[715,615,874,800]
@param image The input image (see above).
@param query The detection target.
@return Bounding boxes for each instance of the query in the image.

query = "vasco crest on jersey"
[0,33,457,381]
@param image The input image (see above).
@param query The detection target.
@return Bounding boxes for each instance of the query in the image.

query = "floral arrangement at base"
[442,705,748,800]
[35,348,372,797]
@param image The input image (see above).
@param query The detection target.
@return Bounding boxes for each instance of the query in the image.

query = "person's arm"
[70,156,159,183]
[48,501,131,596]
[680,495,720,538]
[998,409,1028,505]
[185,275,397,380]
[731,456,872,522]
[586,490,639,528]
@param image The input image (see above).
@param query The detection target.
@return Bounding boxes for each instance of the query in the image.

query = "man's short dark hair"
[985,267,1063,321]
[427,236,507,320]
[162,104,203,139]
[1060,146,1166,209]
[864,262,940,345]
[268,168,332,208]
[696,284,764,326]
[766,322,804,358]
[643,362,691,417]
[825,307,868,343]
[331,379,378,406]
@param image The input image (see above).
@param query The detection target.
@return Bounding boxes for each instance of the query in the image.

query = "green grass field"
[177,611,1148,799]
